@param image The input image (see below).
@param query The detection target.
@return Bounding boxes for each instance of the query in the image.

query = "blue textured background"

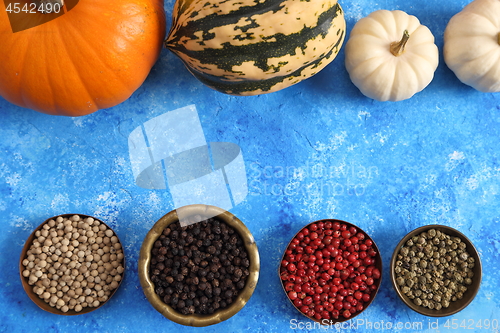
[1,0,500,332]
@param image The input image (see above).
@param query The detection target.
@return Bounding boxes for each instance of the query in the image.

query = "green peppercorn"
[396,277,405,286]
[394,229,475,311]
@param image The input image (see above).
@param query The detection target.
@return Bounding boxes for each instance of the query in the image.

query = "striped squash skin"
[166,0,345,95]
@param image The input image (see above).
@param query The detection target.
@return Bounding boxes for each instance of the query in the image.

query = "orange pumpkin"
[0,0,166,116]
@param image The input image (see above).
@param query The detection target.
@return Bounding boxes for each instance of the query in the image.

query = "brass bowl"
[139,204,260,327]
[279,219,382,324]
[19,214,125,315]
[390,224,482,317]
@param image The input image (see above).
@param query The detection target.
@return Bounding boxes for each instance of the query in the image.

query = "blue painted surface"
[1,0,500,332]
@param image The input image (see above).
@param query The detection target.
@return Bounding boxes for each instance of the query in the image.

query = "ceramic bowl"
[279,219,382,324]
[390,224,481,317]
[138,204,260,327]
[19,214,125,315]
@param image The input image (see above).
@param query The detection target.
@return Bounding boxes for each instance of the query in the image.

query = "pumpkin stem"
[390,30,410,57]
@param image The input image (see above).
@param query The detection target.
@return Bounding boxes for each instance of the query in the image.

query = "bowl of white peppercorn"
[139,204,260,327]
[19,214,125,315]
[390,225,481,317]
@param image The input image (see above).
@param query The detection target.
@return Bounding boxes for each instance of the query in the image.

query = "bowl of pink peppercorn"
[279,219,382,325]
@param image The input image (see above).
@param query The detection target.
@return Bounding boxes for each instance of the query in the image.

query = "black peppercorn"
[149,218,251,315]
[155,287,164,296]
[236,280,245,290]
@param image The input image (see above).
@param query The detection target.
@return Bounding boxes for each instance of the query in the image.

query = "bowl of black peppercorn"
[139,204,260,327]
[390,225,481,317]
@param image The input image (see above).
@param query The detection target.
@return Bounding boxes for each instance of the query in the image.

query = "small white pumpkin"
[444,0,500,92]
[345,10,439,101]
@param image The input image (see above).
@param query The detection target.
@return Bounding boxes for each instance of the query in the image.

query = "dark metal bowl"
[19,214,125,315]
[279,219,382,324]
[390,224,481,317]
[138,204,260,327]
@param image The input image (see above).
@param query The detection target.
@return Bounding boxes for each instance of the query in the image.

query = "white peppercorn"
[22,215,125,313]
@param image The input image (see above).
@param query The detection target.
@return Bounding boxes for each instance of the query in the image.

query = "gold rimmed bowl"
[139,204,260,327]
[279,219,382,324]
[390,224,481,317]
[20,214,125,315]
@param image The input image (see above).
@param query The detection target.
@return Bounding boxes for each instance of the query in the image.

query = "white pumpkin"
[345,10,439,102]
[444,0,500,92]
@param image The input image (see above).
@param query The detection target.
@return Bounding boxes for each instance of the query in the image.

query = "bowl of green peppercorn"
[138,204,260,327]
[390,225,481,317]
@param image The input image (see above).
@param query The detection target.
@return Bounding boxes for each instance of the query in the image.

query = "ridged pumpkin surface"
[166,0,345,95]
[0,0,166,116]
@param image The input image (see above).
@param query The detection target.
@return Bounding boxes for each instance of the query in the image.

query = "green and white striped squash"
[165,0,346,95]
